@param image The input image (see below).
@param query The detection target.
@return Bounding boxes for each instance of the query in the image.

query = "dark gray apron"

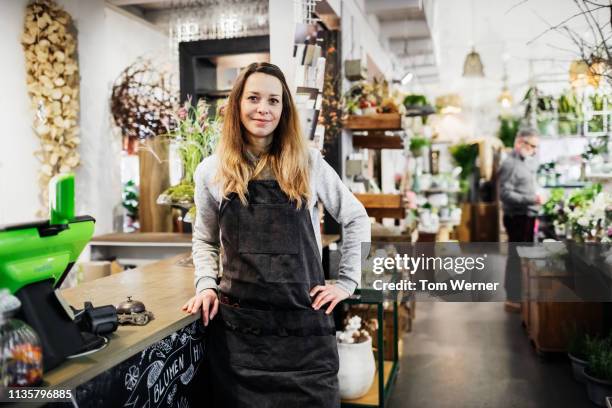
[204,180,340,408]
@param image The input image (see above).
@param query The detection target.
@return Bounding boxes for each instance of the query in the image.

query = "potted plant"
[522,86,555,136]
[403,94,435,118]
[409,136,430,156]
[567,328,595,383]
[541,188,566,239]
[449,142,479,194]
[343,82,378,116]
[336,315,376,400]
[498,115,520,148]
[586,93,607,134]
[557,92,581,135]
[585,336,612,406]
[157,97,221,224]
[122,180,139,232]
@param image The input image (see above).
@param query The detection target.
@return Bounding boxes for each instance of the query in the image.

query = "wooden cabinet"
[520,258,603,353]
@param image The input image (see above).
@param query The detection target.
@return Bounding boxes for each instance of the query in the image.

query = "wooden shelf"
[343,113,402,130]
[353,193,402,209]
[341,361,394,406]
[354,193,405,220]
[353,135,403,150]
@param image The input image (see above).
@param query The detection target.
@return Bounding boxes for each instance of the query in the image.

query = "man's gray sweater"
[498,150,539,216]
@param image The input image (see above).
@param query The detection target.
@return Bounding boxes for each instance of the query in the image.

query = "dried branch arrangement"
[529,0,612,85]
[110,58,178,154]
[21,0,80,216]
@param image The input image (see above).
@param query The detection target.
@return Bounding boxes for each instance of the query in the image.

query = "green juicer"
[0,173,97,370]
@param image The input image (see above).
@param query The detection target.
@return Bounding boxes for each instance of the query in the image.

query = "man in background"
[498,128,542,312]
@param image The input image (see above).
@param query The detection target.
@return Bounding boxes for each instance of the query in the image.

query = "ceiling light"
[401,72,414,85]
[498,87,513,109]
[436,94,462,114]
[463,47,485,77]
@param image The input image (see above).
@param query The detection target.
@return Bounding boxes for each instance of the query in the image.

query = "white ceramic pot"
[337,336,375,400]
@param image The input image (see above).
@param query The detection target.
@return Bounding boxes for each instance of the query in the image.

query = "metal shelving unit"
[340,289,400,408]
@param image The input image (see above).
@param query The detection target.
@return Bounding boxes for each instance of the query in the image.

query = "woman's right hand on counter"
[182,289,218,326]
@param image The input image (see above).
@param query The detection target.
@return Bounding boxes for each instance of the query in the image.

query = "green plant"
[449,143,479,194]
[587,335,612,380]
[498,116,520,147]
[122,180,139,219]
[569,183,602,208]
[587,94,607,134]
[557,92,582,135]
[403,94,429,107]
[522,86,554,117]
[542,188,565,218]
[582,136,609,161]
[409,136,430,155]
[163,97,219,185]
[558,92,578,115]
[450,143,478,179]
[163,182,194,204]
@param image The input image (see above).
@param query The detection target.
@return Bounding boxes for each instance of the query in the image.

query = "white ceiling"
[420,0,609,105]
[109,0,608,109]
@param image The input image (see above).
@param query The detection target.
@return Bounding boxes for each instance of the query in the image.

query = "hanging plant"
[110,58,178,154]
[22,0,80,216]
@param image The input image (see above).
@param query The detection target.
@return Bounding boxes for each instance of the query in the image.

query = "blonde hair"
[215,62,310,208]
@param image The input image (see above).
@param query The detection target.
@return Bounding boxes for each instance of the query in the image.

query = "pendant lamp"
[463,47,485,77]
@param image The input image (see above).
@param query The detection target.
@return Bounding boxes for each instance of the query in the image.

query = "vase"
[585,367,612,406]
[337,336,375,400]
[568,352,588,383]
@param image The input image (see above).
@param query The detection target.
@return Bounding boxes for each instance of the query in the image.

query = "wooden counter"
[44,253,198,390]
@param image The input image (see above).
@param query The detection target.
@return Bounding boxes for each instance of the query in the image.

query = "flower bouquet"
[157,97,221,223]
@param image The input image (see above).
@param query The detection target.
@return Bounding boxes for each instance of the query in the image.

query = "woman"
[182,62,370,407]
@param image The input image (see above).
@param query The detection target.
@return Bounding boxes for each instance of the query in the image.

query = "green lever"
[49,173,75,225]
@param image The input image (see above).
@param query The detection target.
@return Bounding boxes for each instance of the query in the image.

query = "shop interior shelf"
[341,360,398,407]
[343,113,402,131]
[341,289,400,408]
[352,134,403,150]
[353,193,403,209]
[542,182,587,189]
[420,188,461,194]
[404,105,435,117]
[353,193,406,220]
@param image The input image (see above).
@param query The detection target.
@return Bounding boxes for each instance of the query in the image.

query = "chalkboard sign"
[72,320,206,408]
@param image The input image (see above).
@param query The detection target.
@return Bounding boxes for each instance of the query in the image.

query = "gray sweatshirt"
[192,147,371,296]
[498,150,539,216]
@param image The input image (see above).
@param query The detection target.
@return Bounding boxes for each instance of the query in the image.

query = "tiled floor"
[388,302,593,408]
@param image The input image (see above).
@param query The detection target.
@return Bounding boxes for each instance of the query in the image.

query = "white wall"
[269,0,296,90]
[0,1,168,235]
[0,0,39,226]
[341,0,395,81]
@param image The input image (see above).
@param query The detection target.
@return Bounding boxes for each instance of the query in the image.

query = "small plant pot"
[337,336,376,400]
[585,368,612,406]
[410,147,425,157]
[568,352,588,384]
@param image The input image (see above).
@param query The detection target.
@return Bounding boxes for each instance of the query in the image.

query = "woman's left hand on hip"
[310,284,350,315]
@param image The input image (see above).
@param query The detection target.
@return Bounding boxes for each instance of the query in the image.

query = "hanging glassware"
[167,0,269,60]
